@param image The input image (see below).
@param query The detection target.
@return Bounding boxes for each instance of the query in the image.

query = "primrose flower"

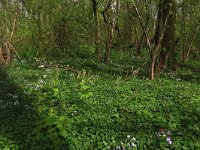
[166,136,172,145]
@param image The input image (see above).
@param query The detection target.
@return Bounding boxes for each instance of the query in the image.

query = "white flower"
[131,137,136,141]
[38,65,45,68]
[71,111,77,116]
[13,95,18,99]
[35,85,40,90]
[115,146,121,149]
[39,79,44,84]
[131,142,137,147]
[27,83,32,87]
[13,100,19,105]
[25,105,31,109]
[127,135,131,139]
[7,93,12,97]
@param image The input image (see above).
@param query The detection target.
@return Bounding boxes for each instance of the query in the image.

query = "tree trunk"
[184,23,199,62]
[102,0,114,64]
[92,0,101,61]
[181,1,186,63]
[104,24,113,64]
[154,0,177,73]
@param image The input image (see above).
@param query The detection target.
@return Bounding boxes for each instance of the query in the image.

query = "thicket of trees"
[0,0,199,79]
[0,1,200,149]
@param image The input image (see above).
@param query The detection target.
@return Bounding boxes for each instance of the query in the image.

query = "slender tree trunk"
[150,30,165,80]
[132,0,151,51]
[105,24,113,64]
[181,1,186,63]
[136,13,150,55]
[92,0,101,61]
[5,42,11,65]
[184,24,199,61]
[102,0,114,64]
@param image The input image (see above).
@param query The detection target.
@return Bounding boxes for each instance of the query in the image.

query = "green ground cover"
[0,56,200,149]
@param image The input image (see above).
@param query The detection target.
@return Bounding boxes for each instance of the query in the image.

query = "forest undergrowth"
[0,53,200,150]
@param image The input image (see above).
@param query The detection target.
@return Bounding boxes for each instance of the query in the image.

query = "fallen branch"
[37,64,86,76]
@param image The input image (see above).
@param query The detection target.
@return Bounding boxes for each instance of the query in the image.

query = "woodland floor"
[0,55,200,149]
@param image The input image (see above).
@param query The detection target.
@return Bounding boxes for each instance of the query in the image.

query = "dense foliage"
[0,53,200,149]
[0,0,200,149]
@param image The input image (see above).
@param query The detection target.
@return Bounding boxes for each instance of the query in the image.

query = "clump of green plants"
[0,58,200,149]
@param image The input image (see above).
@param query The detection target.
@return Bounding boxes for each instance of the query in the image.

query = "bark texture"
[154,0,177,72]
